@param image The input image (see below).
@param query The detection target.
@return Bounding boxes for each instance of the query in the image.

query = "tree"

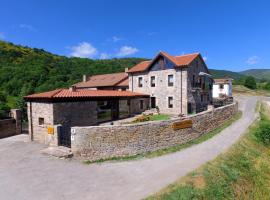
[244,76,257,89]
[264,82,270,90]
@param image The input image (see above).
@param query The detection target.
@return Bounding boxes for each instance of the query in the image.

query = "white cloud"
[19,24,36,31]
[0,32,5,39]
[203,56,207,61]
[100,53,110,59]
[70,42,98,58]
[116,46,138,57]
[246,56,260,65]
[112,36,122,42]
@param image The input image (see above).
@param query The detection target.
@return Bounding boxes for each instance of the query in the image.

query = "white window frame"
[168,74,174,87]
[150,76,156,87]
[138,77,143,87]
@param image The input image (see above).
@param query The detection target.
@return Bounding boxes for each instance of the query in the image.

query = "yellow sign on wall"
[47,126,54,135]
[171,119,193,130]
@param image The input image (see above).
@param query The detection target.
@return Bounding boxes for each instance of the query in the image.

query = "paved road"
[0,96,261,200]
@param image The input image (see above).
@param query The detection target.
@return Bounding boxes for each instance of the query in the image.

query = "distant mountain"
[240,69,270,81]
[209,69,246,80]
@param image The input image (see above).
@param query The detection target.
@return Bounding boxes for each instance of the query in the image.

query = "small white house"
[213,78,233,98]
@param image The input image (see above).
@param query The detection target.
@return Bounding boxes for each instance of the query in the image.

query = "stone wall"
[27,101,98,146]
[129,68,187,115]
[71,102,238,161]
[0,109,22,139]
[27,102,54,144]
[187,57,213,113]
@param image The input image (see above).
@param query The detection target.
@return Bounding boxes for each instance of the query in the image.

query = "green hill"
[209,69,246,80]
[240,69,270,81]
[0,40,145,100]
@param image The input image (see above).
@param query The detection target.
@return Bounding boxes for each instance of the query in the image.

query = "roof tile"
[127,52,200,73]
[24,89,149,100]
[74,72,128,88]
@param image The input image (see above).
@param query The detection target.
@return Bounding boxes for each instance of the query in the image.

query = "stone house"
[24,88,149,147]
[127,51,213,115]
[25,50,213,147]
[213,78,233,98]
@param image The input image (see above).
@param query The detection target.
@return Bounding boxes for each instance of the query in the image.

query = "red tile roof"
[116,78,129,87]
[24,89,149,101]
[127,51,200,73]
[74,72,128,88]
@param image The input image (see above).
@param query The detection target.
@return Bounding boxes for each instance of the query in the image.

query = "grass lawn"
[147,102,270,200]
[84,111,242,164]
[148,114,171,121]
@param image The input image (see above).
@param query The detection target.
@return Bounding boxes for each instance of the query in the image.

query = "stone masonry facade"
[129,55,212,115]
[71,102,238,161]
[129,68,187,115]
[27,101,97,146]
[27,99,147,146]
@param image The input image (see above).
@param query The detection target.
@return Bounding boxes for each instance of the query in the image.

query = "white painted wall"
[213,83,232,98]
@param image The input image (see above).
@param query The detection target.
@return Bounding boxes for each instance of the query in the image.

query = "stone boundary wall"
[71,102,238,161]
[0,109,22,139]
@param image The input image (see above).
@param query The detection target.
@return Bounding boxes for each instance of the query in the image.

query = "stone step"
[41,146,73,159]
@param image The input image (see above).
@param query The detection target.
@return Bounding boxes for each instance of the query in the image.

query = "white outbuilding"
[213,78,233,98]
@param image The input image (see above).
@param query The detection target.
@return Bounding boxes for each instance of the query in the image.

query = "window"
[219,84,224,89]
[150,76,155,87]
[201,94,204,102]
[140,100,144,109]
[38,117,44,126]
[168,97,173,108]
[168,75,174,87]
[138,77,143,87]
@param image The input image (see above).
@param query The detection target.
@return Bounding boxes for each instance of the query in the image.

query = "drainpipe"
[29,102,33,141]
[131,74,134,92]
[180,68,183,114]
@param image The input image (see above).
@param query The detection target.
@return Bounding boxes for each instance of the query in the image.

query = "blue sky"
[1,0,270,71]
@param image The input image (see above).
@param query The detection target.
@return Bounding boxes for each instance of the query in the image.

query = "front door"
[151,97,156,108]
[59,125,71,147]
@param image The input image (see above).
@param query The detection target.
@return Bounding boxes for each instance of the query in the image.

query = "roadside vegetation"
[233,85,270,96]
[147,102,270,200]
[84,111,242,164]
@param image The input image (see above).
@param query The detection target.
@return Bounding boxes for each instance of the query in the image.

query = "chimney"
[125,68,129,73]
[69,86,76,92]
[83,74,87,82]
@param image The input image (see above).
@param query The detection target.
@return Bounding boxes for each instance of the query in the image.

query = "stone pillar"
[47,124,61,147]
[11,109,22,135]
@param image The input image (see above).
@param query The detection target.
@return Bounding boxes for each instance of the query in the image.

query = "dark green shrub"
[255,120,270,145]
[244,76,257,89]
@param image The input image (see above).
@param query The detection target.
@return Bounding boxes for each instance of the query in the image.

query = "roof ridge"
[175,52,200,57]
[50,89,64,98]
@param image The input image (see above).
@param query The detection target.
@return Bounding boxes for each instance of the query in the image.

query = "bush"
[244,76,257,89]
[255,120,270,145]
[263,82,270,90]
[0,103,10,118]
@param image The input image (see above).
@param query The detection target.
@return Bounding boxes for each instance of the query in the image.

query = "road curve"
[0,96,260,200]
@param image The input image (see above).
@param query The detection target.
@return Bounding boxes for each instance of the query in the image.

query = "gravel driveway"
[0,96,261,200]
